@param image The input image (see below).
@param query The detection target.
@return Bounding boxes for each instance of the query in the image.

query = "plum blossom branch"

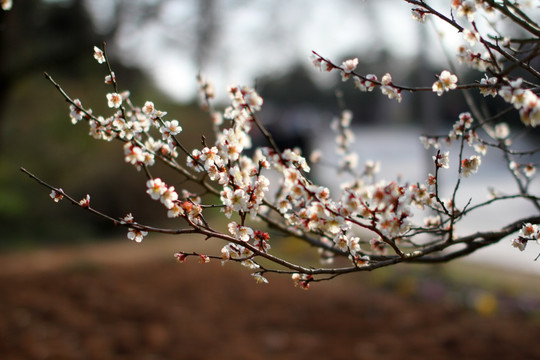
[20,167,198,236]
[23,0,540,288]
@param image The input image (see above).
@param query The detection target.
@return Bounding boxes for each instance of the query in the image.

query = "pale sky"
[86,0,466,102]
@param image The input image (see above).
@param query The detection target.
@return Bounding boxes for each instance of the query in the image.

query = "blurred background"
[2,1,540,359]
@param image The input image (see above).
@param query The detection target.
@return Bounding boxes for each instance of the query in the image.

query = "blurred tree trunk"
[0,0,99,136]
[196,0,217,70]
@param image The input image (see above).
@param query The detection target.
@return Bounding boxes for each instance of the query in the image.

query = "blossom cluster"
[221,227,270,282]
[273,161,431,261]
[291,273,313,290]
[512,223,540,252]
[145,178,202,221]
[497,78,540,127]
[474,75,539,127]
[456,44,498,72]
[510,161,537,180]
[311,54,403,101]
[49,189,64,203]
[187,88,271,220]
[68,47,185,171]
[421,112,484,176]
[452,0,482,22]
[447,1,540,127]
[311,53,463,101]
[432,71,458,96]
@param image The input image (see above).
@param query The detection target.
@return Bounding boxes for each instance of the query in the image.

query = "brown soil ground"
[1,237,540,360]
